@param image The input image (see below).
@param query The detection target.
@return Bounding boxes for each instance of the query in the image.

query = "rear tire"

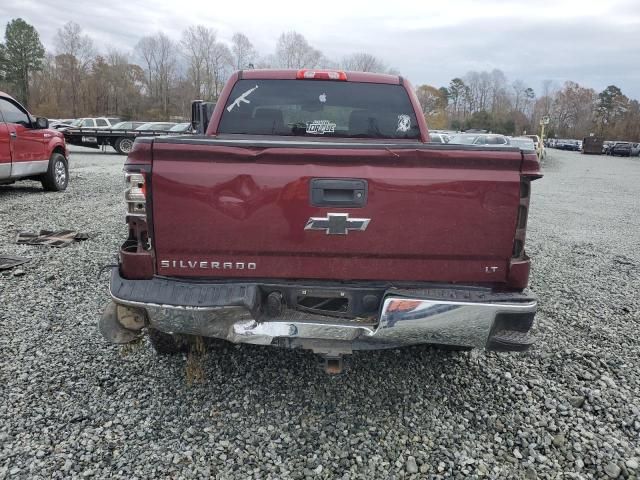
[115,137,134,155]
[41,153,68,191]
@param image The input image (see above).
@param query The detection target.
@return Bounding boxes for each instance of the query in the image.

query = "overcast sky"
[3,0,640,98]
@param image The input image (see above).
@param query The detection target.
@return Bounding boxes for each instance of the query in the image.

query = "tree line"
[1,17,639,141]
[417,74,640,141]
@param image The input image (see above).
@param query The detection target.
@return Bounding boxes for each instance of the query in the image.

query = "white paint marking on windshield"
[397,114,411,132]
[226,85,259,112]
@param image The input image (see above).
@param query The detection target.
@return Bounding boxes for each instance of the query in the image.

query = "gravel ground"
[0,147,638,479]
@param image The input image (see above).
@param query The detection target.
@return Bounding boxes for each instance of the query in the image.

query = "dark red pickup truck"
[100,69,541,372]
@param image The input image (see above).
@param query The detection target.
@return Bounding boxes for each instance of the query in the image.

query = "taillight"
[512,179,531,258]
[120,168,154,279]
[296,69,347,81]
[125,172,146,217]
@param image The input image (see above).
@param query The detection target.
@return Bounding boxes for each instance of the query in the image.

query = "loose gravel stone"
[0,148,639,479]
[405,456,418,474]
[604,462,622,478]
[569,395,585,408]
[552,434,566,448]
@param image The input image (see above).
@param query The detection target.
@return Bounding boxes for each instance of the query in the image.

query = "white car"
[428,133,450,144]
[135,122,177,131]
[448,133,509,145]
[69,117,121,129]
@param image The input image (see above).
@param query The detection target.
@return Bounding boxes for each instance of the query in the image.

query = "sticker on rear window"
[397,114,411,132]
[306,120,336,135]
[226,85,259,112]
[319,93,327,103]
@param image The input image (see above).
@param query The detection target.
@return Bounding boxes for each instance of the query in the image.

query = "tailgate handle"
[310,178,368,207]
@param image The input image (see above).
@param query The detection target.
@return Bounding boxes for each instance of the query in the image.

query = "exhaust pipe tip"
[99,302,142,344]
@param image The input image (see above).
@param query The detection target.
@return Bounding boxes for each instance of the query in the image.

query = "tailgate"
[151,139,523,283]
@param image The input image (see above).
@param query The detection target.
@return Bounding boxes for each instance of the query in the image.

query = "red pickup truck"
[100,69,541,372]
[0,92,69,191]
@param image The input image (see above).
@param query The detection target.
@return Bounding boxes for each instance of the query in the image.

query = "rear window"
[218,79,421,139]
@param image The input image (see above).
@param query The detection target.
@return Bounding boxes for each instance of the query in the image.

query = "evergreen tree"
[0,18,45,107]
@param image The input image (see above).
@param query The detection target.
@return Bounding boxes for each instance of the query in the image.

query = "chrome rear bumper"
[106,272,537,352]
[138,297,535,351]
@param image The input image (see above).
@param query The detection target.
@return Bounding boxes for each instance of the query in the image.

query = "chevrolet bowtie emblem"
[304,213,371,235]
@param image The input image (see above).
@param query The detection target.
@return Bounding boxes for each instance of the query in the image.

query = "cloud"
[2,0,639,98]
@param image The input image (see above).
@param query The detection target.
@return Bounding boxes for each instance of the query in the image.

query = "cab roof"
[238,69,402,85]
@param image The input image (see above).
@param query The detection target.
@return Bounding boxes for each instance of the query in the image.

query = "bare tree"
[231,32,256,70]
[135,36,156,97]
[200,40,232,99]
[181,26,217,99]
[512,80,528,113]
[552,81,596,137]
[155,33,177,116]
[274,31,322,69]
[55,21,94,116]
[489,69,507,113]
[135,32,177,116]
[341,53,388,73]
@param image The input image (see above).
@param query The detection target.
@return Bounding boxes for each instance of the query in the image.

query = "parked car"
[428,132,450,144]
[68,117,120,129]
[135,122,177,131]
[608,142,632,157]
[0,91,69,191]
[448,133,509,145]
[168,122,193,133]
[631,143,640,157]
[99,69,542,373]
[508,137,536,151]
[111,121,146,130]
[556,139,580,151]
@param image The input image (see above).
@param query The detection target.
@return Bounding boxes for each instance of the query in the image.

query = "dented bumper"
[104,269,537,352]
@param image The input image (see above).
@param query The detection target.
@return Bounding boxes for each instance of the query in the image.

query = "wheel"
[115,137,134,155]
[41,153,68,191]
[148,328,191,355]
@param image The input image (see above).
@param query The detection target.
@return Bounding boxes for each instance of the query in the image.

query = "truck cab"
[0,92,69,191]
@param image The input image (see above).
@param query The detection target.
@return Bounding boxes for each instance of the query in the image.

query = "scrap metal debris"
[0,255,30,270]
[16,230,89,248]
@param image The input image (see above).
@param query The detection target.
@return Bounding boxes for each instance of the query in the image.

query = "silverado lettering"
[100,69,542,373]
[159,260,257,270]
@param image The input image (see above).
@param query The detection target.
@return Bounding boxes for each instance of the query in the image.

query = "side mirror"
[191,100,215,135]
[35,117,49,129]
